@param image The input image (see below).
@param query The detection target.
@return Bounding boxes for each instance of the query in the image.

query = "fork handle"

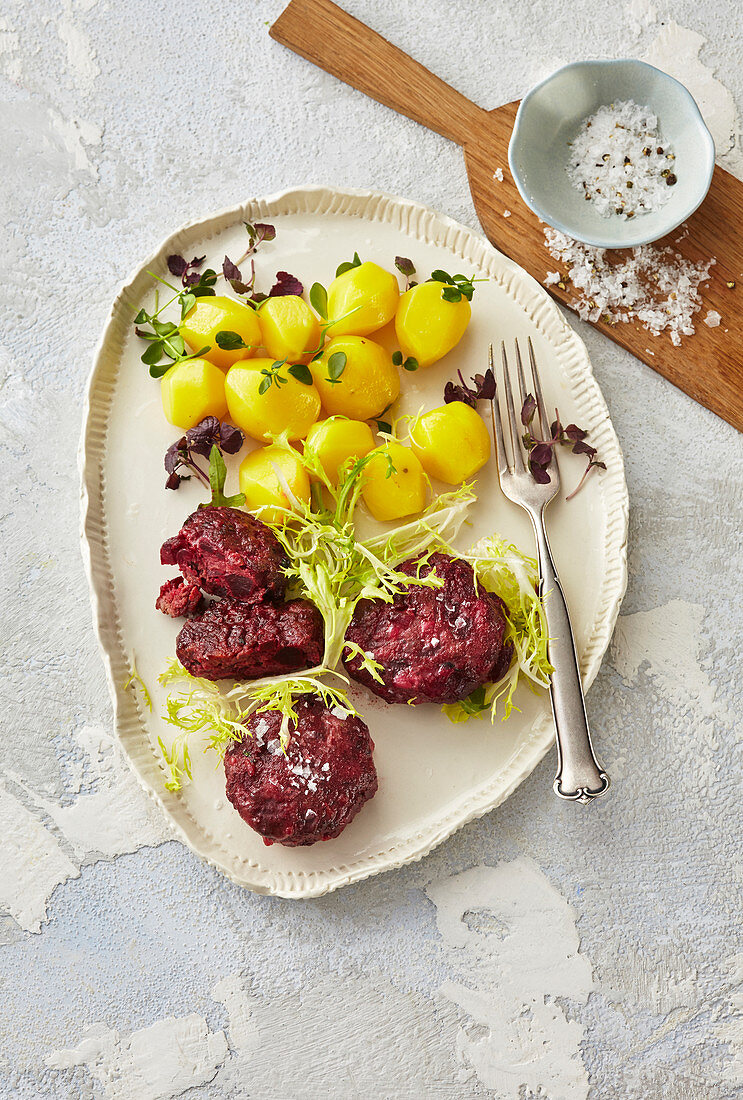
[530,512,610,804]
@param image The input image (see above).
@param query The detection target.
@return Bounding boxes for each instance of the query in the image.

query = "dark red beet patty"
[156,576,204,618]
[343,552,513,705]
[224,697,378,846]
[176,598,324,681]
[160,506,288,604]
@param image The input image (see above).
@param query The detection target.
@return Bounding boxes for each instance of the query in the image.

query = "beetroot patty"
[156,576,204,618]
[343,552,513,705]
[176,598,324,681]
[161,506,288,604]
[224,697,378,846]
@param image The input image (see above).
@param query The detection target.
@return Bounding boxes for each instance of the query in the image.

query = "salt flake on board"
[544,228,715,344]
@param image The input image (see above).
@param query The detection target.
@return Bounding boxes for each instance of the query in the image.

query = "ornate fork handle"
[529,509,610,804]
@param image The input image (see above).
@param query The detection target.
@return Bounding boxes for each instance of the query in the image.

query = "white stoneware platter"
[80,186,628,898]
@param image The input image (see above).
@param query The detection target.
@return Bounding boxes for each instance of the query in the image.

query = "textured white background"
[1,0,742,1097]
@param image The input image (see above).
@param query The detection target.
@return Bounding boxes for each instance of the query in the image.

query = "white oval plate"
[80,186,628,898]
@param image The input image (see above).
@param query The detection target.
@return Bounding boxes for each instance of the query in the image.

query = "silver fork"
[490,338,610,804]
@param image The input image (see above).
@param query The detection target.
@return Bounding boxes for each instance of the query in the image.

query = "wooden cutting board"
[271,0,743,431]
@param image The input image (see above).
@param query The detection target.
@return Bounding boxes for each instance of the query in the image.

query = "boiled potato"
[239,444,310,524]
[160,358,227,430]
[225,358,321,443]
[311,336,400,420]
[326,261,399,337]
[410,401,490,484]
[181,295,261,370]
[258,295,321,364]
[305,417,375,482]
[361,441,426,522]
[395,281,471,368]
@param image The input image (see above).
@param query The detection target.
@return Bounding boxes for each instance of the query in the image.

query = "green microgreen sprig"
[257,359,314,395]
[204,445,245,509]
[335,251,362,277]
[392,350,419,373]
[430,269,480,302]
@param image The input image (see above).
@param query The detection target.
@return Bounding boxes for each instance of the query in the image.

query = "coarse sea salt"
[704,310,721,327]
[494,167,504,182]
[568,100,677,219]
[544,228,715,345]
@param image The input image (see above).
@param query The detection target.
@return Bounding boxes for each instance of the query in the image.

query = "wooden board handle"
[270,0,487,146]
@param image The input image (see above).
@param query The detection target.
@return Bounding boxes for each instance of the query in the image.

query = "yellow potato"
[311,336,400,420]
[239,444,310,524]
[361,441,426,522]
[305,417,375,482]
[326,261,399,337]
[410,401,490,484]
[395,281,471,368]
[160,358,227,430]
[181,295,261,370]
[225,358,321,443]
[258,295,321,364]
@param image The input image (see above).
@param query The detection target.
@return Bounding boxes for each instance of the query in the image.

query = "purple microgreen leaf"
[521,394,537,426]
[223,256,242,283]
[477,369,496,400]
[163,418,244,493]
[269,270,304,297]
[570,439,597,458]
[395,256,416,277]
[219,423,244,454]
[529,442,554,469]
[529,461,552,484]
[254,222,276,244]
[444,380,477,407]
[167,254,188,278]
[564,423,587,443]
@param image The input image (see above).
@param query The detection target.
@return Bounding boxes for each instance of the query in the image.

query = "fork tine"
[514,338,528,417]
[489,343,511,476]
[501,341,526,471]
[527,336,550,443]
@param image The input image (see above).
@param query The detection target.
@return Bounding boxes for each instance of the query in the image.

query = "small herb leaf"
[215,330,250,350]
[288,363,313,385]
[205,444,245,509]
[309,282,328,319]
[326,351,347,381]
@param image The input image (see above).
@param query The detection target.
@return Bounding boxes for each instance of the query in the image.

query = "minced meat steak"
[160,506,288,604]
[176,598,324,681]
[156,576,204,618]
[224,697,378,846]
[343,552,513,705]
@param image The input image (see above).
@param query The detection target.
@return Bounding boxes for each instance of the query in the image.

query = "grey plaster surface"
[0,0,741,1097]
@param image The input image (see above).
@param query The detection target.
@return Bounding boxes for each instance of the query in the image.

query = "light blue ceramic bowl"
[508,59,715,248]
